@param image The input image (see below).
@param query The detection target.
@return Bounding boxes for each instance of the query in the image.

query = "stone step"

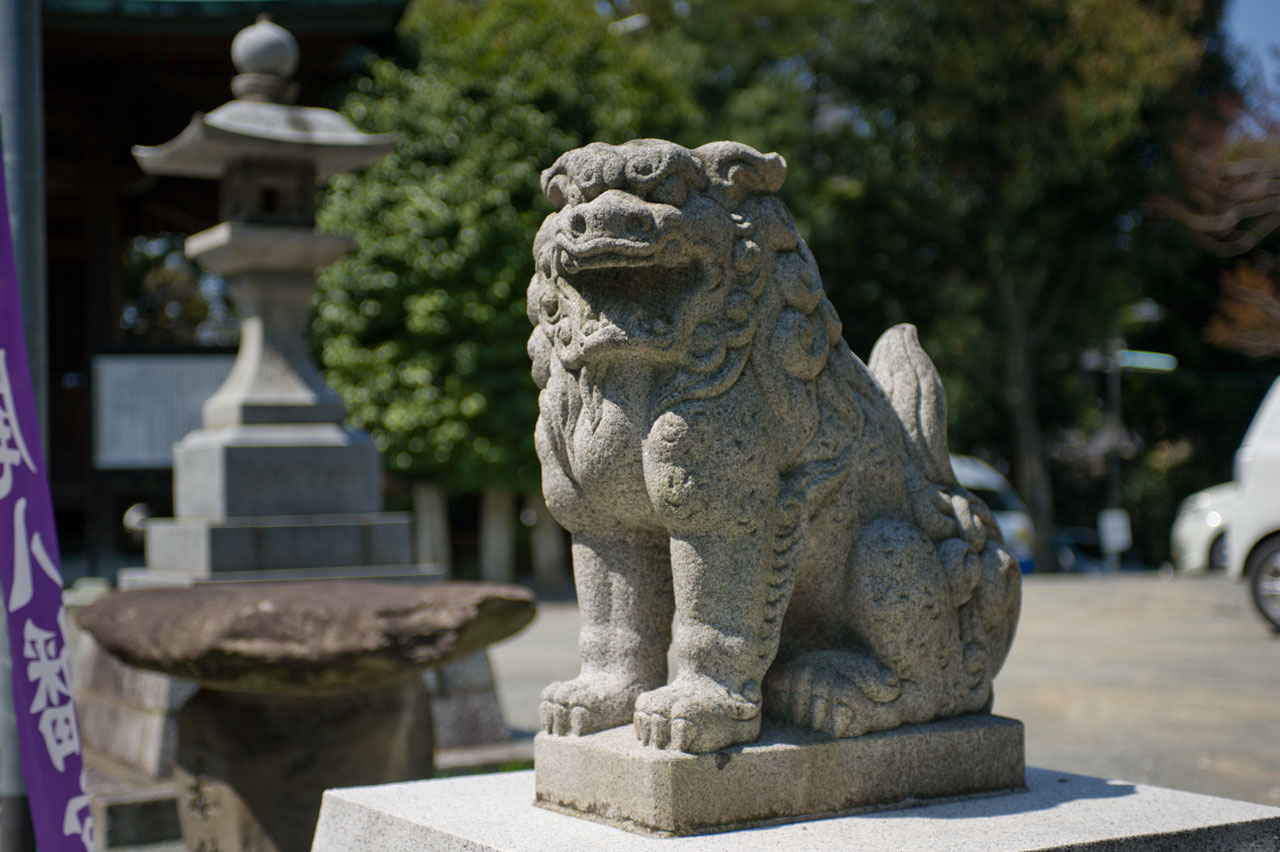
[312,766,1280,852]
[85,736,537,851]
[85,752,182,852]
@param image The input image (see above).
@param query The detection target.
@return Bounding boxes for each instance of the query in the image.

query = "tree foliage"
[120,234,237,347]
[1156,86,1280,360]
[315,0,704,492]
[641,0,1228,567]
[318,0,1246,564]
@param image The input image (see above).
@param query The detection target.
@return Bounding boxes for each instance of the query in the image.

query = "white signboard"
[1097,508,1133,555]
[92,354,234,469]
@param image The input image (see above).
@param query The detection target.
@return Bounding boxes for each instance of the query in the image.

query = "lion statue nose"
[567,190,658,243]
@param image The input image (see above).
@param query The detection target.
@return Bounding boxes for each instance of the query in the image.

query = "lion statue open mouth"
[527,139,1021,754]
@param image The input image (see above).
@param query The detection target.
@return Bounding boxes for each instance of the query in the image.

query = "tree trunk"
[411,480,451,573]
[999,279,1056,574]
[479,490,517,584]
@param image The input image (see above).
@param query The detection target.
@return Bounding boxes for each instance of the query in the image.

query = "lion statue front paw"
[633,677,762,753]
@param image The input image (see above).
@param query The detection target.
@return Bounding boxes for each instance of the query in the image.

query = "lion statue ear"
[693,142,787,208]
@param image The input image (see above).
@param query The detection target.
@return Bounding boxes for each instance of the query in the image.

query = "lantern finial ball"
[231,15,299,80]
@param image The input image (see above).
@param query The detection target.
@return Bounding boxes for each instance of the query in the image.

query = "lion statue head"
[528,140,846,415]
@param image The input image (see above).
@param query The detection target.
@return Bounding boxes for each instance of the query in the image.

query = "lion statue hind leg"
[764,648,904,738]
[767,519,983,737]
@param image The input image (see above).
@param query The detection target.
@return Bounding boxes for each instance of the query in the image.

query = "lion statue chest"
[552,360,665,527]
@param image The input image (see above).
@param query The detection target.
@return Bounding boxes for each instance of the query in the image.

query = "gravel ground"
[490,572,1280,806]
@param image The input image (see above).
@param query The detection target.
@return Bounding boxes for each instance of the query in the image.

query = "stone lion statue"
[527,139,1021,754]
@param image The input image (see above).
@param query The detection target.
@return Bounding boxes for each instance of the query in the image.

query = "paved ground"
[489,573,1280,807]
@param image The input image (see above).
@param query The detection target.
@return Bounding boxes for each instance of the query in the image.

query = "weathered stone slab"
[535,714,1024,836]
[311,767,1280,852]
[76,581,536,693]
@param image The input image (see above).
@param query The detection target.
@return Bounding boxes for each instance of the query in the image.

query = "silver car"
[1170,482,1238,574]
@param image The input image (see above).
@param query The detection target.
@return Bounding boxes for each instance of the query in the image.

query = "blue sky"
[1225,0,1280,90]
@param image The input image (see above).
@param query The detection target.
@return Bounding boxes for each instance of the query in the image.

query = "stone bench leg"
[175,676,433,852]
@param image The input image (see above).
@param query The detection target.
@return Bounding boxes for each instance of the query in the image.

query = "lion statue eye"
[651,175,687,207]
[546,175,571,211]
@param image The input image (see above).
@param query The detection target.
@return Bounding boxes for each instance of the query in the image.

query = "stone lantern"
[69,21,522,831]
[126,16,418,582]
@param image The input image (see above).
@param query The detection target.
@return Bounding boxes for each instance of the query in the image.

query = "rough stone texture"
[75,581,536,694]
[534,714,1024,836]
[177,679,433,852]
[527,139,1021,756]
[143,512,412,575]
[310,768,1280,852]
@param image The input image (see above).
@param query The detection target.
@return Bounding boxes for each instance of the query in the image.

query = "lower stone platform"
[535,714,1024,835]
[311,767,1280,852]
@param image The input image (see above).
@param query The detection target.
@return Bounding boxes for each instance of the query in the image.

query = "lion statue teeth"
[527,139,1021,755]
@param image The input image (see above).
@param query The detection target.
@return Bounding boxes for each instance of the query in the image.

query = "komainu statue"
[527,139,1021,755]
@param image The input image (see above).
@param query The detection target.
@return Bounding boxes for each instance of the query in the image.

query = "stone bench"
[77,580,535,852]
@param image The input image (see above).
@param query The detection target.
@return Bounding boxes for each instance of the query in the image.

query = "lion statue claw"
[527,139,1020,754]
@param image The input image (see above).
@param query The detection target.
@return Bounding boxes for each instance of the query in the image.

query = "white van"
[1226,378,1280,629]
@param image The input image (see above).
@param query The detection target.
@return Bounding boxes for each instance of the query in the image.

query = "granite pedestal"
[311,767,1280,852]
[535,714,1024,836]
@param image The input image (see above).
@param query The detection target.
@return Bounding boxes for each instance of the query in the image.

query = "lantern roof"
[131,14,397,180]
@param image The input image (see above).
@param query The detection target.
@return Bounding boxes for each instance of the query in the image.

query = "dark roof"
[43,0,407,34]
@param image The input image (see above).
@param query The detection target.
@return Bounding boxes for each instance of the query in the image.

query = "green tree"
[639,0,1229,569]
[315,0,704,494]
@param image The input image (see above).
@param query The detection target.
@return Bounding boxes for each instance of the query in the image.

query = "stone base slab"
[311,767,1280,852]
[84,752,183,851]
[144,512,413,574]
[535,714,1024,836]
[172,424,380,519]
[116,562,443,589]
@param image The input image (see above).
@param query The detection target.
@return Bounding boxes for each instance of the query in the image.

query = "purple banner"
[0,157,92,848]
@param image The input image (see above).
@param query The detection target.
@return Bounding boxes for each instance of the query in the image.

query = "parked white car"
[1226,378,1280,630]
[950,454,1035,573]
[1170,482,1238,574]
